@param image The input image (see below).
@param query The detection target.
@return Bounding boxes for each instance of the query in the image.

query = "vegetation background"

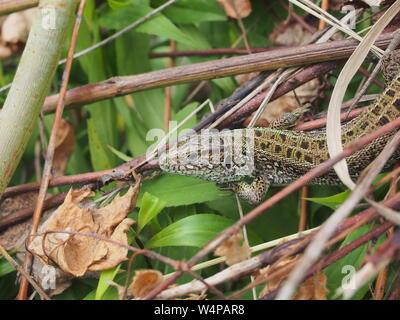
[0,0,398,300]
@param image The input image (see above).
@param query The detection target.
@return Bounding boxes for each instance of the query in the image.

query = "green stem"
[0,0,78,197]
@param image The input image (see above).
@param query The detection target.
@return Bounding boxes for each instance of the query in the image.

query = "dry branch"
[41,33,393,115]
[0,0,38,16]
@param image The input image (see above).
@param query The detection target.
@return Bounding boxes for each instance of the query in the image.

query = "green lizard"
[159,70,400,205]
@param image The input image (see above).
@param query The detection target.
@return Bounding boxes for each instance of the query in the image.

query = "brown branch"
[0,192,67,230]
[163,40,176,133]
[0,0,38,16]
[149,47,281,58]
[2,169,110,199]
[40,33,393,115]
[319,0,330,30]
[299,187,308,231]
[294,106,368,131]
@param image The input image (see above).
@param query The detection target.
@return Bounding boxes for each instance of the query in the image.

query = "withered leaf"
[216,0,252,19]
[257,255,329,300]
[129,270,164,298]
[53,119,75,177]
[28,187,136,277]
[214,232,251,266]
[2,8,35,43]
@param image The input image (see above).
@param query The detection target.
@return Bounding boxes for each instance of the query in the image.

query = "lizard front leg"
[228,176,270,205]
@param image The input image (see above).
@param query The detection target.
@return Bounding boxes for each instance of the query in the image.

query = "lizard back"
[250,74,400,184]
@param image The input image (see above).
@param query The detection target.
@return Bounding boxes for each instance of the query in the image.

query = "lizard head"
[158,130,256,183]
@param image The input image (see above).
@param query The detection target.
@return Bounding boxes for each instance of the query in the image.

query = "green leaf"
[137,174,230,207]
[306,190,351,210]
[0,257,14,277]
[147,214,234,248]
[0,272,18,299]
[107,0,132,9]
[107,144,133,162]
[78,18,117,170]
[95,265,121,300]
[173,102,200,132]
[114,97,149,157]
[99,4,196,47]
[87,119,112,171]
[137,192,166,233]
[175,24,212,50]
[161,0,226,24]
[133,89,165,130]
[212,77,235,94]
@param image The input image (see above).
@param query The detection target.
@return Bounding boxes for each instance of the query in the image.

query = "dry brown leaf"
[92,188,137,237]
[295,273,329,300]
[214,232,251,266]
[244,79,320,127]
[257,255,329,300]
[270,23,313,46]
[216,0,252,19]
[28,187,136,277]
[53,119,75,177]
[2,8,35,43]
[129,270,163,298]
[89,218,135,271]
[235,72,260,87]
[0,43,12,59]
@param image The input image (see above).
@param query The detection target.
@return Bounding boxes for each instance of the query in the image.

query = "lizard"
[158,63,400,205]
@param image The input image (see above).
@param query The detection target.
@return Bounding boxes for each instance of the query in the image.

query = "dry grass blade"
[326,1,400,190]
[366,199,400,225]
[290,0,383,55]
[157,256,262,299]
[337,259,391,299]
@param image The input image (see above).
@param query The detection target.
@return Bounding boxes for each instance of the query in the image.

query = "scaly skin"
[159,73,400,204]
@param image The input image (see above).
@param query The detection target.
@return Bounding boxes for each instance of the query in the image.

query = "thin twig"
[0,244,50,300]
[18,0,87,300]
[299,187,308,231]
[319,0,329,30]
[163,40,176,133]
